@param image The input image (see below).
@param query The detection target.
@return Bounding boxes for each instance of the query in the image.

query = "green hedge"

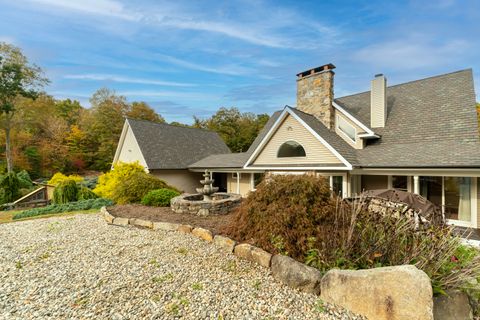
[141,188,180,207]
[13,198,113,220]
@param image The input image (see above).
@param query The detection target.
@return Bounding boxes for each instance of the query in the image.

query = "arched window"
[277,141,306,158]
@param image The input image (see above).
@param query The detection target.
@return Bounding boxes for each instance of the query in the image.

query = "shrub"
[222,174,480,296]
[77,186,98,201]
[13,198,113,220]
[141,188,180,207]
[93,162,145,200]
[48,172,84,186]
[112,172,174,204]
[17,170,33,189]
[82,176,98,189]
[53,179,79,204]
[0,172,20,203]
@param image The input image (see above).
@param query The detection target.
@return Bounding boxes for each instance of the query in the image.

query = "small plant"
[177,247,188,255]
[149,259,160,267]
[165,302,179,315]
[252,280,261,290]
[152,273,174,284]
[15,261,22,269]
[314,299,326,313]
[141,188,180,207]
[77,186,98,201]
[53,179,79,204]
[191,282,203,290]
[270,234,288,256]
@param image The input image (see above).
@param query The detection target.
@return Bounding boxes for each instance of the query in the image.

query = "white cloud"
[64,73,195,87]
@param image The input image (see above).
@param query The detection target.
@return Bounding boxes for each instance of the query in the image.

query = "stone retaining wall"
[101,206,440,320]
[170,192,241,216]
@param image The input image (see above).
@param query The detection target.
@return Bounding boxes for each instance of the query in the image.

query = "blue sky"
[0,0,479,123]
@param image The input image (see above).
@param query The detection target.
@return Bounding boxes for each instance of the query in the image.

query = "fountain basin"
[170,192,242,216]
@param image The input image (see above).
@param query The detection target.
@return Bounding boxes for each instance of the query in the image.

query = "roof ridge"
[126,117,217,134]
[336,68,473,100]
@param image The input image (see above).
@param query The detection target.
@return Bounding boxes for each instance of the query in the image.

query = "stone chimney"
[296,63,335,130]
[370,74,387,128]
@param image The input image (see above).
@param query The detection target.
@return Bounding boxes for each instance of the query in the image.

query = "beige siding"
[150,169,203,193]
[253,114,342,165]
[334,111,365,149]
[117,125,148,168]
[361,175,388,191]
[227,173,252,197]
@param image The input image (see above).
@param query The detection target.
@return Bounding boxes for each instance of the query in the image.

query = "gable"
[115,123,148,168]
[251,114,343,166]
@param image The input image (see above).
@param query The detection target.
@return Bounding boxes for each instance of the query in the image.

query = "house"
[113,118,230,193]
[115,64,480,230]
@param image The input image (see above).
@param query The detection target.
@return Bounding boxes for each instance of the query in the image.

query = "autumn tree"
[128,101,165,123]
[0,42,48,172]
[195,107,269,152]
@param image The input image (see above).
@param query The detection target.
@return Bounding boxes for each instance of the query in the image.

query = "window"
[420,176,472,223]
[277,141,306,158]
[331,176,343,196]
[336,115,356,142]
[392,176,408,191]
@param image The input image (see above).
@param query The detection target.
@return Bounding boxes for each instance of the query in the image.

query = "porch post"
[413,176,420,194]
[236,172,240,194]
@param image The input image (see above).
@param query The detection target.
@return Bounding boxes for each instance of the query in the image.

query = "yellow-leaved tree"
[48,172,84,185]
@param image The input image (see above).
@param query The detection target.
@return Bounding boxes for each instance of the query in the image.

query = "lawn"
[0,208,99,224]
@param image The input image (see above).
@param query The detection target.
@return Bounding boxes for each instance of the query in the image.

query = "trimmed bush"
[53,179,79,204]
[141,188,180,207]
[0,172,20,203]
[77,186,98,200]
[93,162,145,200]
[48,172,84,186]
[112,172,175,204]
[13,198,113,220]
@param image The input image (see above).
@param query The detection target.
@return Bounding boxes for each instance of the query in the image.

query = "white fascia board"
[246,166,349,171]
[333,101,375,136]
[112,120,129,169]
[243,106,353,170]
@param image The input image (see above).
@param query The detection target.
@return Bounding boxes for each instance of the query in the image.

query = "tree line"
[0,42,269,179]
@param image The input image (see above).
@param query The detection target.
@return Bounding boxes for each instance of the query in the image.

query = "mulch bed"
[107,204,235,235]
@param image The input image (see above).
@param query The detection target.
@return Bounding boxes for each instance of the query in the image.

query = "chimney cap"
[297,63,336,78]
[375,73,384,78]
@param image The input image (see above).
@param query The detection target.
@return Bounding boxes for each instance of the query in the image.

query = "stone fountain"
[196,170,219,201]
[170,170,241,216]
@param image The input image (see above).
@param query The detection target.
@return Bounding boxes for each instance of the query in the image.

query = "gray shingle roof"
[189,68,480,170]
[188,153,250,169]
[127,118,231,169]
[336,69,480,167]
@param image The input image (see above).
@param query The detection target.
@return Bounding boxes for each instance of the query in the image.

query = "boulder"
[214,235,236,253]
[234,243,271,268]
[177,224,193,233]
[130,218,153,229]
[192,227,213,242]
[321,265,433,320]
[153,222,180,231]
[433,290,473,320]
[103,209,115,224]
[112,217,129,226]
[270,255,322,294]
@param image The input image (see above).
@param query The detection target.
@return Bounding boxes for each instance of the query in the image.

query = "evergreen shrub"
[141,188,180,207]
[53,179,78,204]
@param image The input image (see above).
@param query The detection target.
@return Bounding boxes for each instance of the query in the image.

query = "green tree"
[55,99,83,126]
[196,107,269,152]
[0,42,48,172]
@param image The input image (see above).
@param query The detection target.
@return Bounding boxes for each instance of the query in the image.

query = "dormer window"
[336,115,356,142]
[277,141,306,158]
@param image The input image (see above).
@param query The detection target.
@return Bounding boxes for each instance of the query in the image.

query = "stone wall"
[170,192,242,216]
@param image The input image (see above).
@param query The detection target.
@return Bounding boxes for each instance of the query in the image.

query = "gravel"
[0,213,364,319]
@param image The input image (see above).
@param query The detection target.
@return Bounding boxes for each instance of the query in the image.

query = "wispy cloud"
[64,73,195,87]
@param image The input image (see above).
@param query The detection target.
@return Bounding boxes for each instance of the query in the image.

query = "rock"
[234,244,272,268]
[270,255,322,294]
[112,217,129,226]
[103,209,114,224]
[153,222,180,231]
[320,265,433,320]
[213,235,236,253]
[434,290,473,320]
[129,218,153,229]
[192,228,213,242]
[177,224,193,233]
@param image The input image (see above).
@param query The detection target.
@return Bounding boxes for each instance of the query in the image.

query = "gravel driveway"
[0,213,360,319]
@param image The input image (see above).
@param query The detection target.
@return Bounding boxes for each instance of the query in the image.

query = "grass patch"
[191,282,203,290]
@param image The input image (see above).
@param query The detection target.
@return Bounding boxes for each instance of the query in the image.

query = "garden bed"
[107,204,234,234]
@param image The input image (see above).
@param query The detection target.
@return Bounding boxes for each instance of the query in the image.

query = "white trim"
[112,119,150,172]
[243,107,353,170]
[333,101,375,136]
[250,173,255,191]
[472,177,478,228]
[246,166,349,171]
[413,176,420,194]
[352,168,480,177]
[236,171,240,194]
[387,175,393,189]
